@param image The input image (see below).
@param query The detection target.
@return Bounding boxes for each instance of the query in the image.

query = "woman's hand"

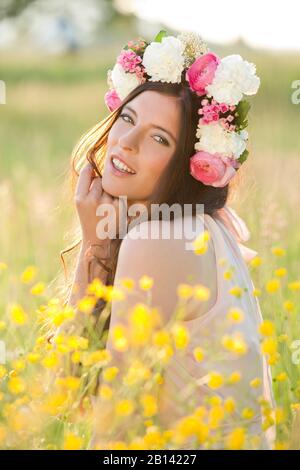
[75,162,122,248]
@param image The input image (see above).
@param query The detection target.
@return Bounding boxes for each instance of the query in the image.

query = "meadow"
[0,43,300,449]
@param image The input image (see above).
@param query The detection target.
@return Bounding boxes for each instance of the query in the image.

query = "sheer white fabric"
[93,206,276,450]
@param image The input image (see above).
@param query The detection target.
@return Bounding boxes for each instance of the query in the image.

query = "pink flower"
[186,53,220,96]
[190,151,236,187]
[104,89,122,112]
[220,103,230,113]
[117,49,142,73]
[201,103,220,124]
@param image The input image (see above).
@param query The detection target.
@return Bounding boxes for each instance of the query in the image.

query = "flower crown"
[104,30,260,188]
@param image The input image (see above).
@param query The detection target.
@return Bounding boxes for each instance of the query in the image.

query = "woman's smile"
[109,156,137,177]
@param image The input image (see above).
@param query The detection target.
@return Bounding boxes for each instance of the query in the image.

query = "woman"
[57,32,275,449]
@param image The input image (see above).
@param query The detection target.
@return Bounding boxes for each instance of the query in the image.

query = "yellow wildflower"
[193,347,205,362]
[177,283,194,299]
[265,278,280,293]
[102,367,119,382]
[139,275,153,291]
[152,330,171,347]
[288,281,300,291]
[228,371,242,384]
[271,247,286,257]
[8,376,26,395]
[77,296,97,314]
[140,394,158,417]
[222,333,248,355]
[224,397,236,414]
[208,372,224,389]
[30,282,45,295]
[0,365,7,379]
[98,384,113,401]
[115,399,135,417]
[193,284,210,301]
[112,324,129,352]
[223,270,233,280]
[275,372,288,382]
[250,257,263,268]
[10,303,28,325]
[258,320,275,337]
[0,262,8,271]
[242,408,255,419]
[20,265,38,283]
[120,278,135,290]
[226,427,246,450]
[250,377,261,388]
[274,267,287,278]
[253,288,261,297]
[104,285,125,302]
[229,286,244,298]
[171,323,190,349]
[261,337,278,356]
[283,300,295,312]
[193,230,210,255]
[63,433,83,450]
[227,307,244,323]
[42,352,59,369]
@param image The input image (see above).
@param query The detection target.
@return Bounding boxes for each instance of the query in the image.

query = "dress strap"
[213,205,258,263]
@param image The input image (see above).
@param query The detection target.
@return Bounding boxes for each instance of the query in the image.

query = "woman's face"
[102,90,181,206]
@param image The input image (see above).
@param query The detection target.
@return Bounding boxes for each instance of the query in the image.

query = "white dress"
[156,206,276,450]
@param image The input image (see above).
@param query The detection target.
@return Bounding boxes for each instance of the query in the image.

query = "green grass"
[0,44,300,447]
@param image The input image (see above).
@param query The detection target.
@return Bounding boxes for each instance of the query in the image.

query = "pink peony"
[186,52,220,96]
[104,89,122,112]
[190,151,236,187]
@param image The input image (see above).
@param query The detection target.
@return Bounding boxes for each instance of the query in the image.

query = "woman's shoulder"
[118,215,217,293]
[115,216,218,323]
[120,214,214,255]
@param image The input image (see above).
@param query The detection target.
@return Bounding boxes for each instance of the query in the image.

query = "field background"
[1,32,300,447]
[1,43,300,287]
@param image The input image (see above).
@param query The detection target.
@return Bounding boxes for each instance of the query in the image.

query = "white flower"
[111,63,143,100]
[107,69,114,89]
[206,54,260,105]
[142,36,185,83]
[194,121,248,159]
[177,31,209,66]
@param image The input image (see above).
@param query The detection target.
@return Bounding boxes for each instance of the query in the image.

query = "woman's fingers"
[75,162,95,200]
[89,176,103,200]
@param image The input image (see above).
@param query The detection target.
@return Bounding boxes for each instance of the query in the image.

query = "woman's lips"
[109,157,137,177]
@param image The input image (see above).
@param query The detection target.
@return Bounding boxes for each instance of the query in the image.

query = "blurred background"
[0,0,300,298]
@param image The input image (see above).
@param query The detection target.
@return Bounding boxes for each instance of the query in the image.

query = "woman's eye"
[120,113,169,146]
[153,135,169,146]
[120,113,133,123]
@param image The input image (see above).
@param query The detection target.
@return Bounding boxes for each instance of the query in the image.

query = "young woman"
[56,32,276,449]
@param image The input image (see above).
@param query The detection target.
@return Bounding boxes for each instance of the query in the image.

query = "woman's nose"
[119,128,139,151]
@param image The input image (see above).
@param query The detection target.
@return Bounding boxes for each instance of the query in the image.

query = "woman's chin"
[101,175,130,199]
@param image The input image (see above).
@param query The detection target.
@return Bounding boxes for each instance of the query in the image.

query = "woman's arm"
[66,239,110,309]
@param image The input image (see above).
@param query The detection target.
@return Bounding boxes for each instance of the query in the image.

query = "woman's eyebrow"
[123,105,177,143]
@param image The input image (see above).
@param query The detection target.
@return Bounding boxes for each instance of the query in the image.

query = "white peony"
[194,121,248,159]
[111,62,143,100]
[142,36,185,83]
[206,54,260,105]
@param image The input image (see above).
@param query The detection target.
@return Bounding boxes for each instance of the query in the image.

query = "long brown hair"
[55,79,232,327]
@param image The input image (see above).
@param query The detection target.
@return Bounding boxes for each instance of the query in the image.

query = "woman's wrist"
[81,239,112,284]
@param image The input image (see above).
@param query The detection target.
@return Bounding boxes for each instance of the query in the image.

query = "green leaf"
[235,99,251,130]
[237,148,249,165]
[154,30,167,43]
